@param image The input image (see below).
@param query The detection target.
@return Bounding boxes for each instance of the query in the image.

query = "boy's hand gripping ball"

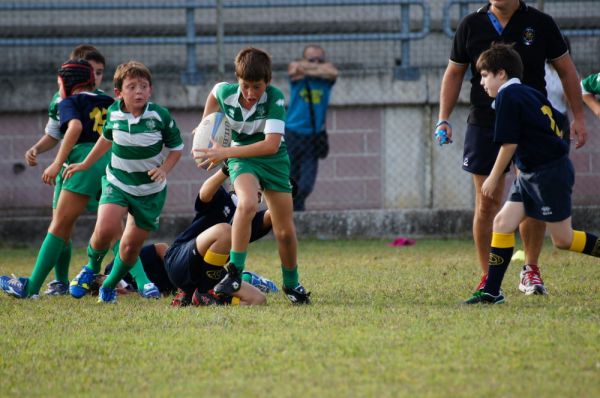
[192,112,232,169]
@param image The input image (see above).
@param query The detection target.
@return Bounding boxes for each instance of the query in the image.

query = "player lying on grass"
[159,164,278,306]
[464,43,600,305]
[92,238,277,307]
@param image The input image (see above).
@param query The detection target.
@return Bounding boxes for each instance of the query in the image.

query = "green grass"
[1,239,599,397]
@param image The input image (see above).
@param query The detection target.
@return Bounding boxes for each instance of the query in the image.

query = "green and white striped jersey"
[46,89,106,140]
[103,100,183,196]
[211,82,286,146]
[581,72,600,96]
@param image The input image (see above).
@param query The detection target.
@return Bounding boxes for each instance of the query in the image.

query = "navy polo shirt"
[450,1,567,127]
[494,81,568,172]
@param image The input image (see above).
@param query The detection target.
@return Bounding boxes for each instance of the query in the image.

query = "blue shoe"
[242,271,279,294]
[98,286,117,303]
[70,266,96,299]
[139,282,160,299]
[44,280,69,296]
[0,275,29,298]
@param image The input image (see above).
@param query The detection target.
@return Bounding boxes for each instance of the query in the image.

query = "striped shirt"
[211,82,286,146]
[103,100,183,196]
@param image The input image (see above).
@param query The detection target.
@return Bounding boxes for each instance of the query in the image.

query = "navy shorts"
[163,239,227,293]
[462,124,509,175]
[507,156,574,222]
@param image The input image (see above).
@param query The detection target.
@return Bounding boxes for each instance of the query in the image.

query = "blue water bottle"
[434,120,452,146]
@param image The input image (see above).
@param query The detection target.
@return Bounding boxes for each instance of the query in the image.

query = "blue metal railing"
[442,0,600,38]
[0,0,431,82]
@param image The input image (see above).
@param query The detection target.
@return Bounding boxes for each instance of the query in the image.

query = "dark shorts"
[507,156,574,222]
[163,239,227,293]
[462,124,509,175]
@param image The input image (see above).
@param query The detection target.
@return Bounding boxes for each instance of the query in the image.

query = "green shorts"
[53,143,109,212]
[98,176,167,232]
[228,147,292,192]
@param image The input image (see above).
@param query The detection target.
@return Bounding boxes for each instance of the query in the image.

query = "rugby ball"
[192,112,232,168]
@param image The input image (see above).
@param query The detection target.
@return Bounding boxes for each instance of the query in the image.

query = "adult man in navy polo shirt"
[437,0,586,295]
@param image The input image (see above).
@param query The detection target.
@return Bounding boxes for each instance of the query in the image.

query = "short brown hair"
[113,61,152,90]
[235,47,271,83]
[70,44,106,67]
[476,42,523,79]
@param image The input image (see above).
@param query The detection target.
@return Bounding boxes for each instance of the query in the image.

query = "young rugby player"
[464,43,600,304]
[21,45,106,296]
[0,60,113,298]
[63,61,183,303]
[194,47,310,304]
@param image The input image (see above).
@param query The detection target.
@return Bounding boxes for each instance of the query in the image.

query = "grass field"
[1,239,599,397]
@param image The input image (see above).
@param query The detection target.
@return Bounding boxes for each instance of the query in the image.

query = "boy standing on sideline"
[22,45,107,296]
[194,47,311,304]
[464,43,600,304]
[0,60,113,298]
[437,0,586,295]
[581,72,600,118]
[285,45,338,211]
[63,61,183,303]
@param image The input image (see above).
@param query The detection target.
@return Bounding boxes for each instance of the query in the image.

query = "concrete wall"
[2,70,599,217]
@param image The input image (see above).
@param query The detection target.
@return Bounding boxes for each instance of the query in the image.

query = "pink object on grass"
[388,237,416,247]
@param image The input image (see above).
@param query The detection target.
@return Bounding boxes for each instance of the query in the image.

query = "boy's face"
[480,69,507,98]
[237,78,268,109]
[115,76,152,115]
[87,60,105,90]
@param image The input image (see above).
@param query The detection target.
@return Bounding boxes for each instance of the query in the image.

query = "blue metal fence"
[0,0,431,82]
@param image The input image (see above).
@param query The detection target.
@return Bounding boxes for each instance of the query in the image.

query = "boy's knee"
[551,236,571,250]
[235,199,258,219]
[274,227,296,246]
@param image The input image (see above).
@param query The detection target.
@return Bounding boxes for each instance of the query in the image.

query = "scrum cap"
[58,59,95,97]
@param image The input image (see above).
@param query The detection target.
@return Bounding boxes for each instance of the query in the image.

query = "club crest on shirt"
[522,27,535,46]
[146,120,156,130]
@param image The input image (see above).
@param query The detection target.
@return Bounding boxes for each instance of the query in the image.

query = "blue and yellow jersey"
[494,79,569,172]
[58,91,114,144]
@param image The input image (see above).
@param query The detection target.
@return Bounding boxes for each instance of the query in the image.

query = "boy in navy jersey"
[464,43,600,304]
[0,60,114,298]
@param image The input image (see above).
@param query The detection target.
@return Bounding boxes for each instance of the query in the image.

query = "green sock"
[242,272,252,283]
[230,251,247,273]
[54,239,71,284]
[282,265,299,289]
[112,239,121,257]
[87,244,108,274]
[27,232,65,296]
[129,257,151,291]
[102,253,134,290]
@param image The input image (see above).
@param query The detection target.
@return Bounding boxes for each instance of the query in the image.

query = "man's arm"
[551,54,587,148]
[438,61,468,140]
[288,60,338,81]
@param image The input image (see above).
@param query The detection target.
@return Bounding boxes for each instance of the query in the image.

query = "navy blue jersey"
[58,92,114,143]
[494,82,568,172]
[172,187,270,247]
